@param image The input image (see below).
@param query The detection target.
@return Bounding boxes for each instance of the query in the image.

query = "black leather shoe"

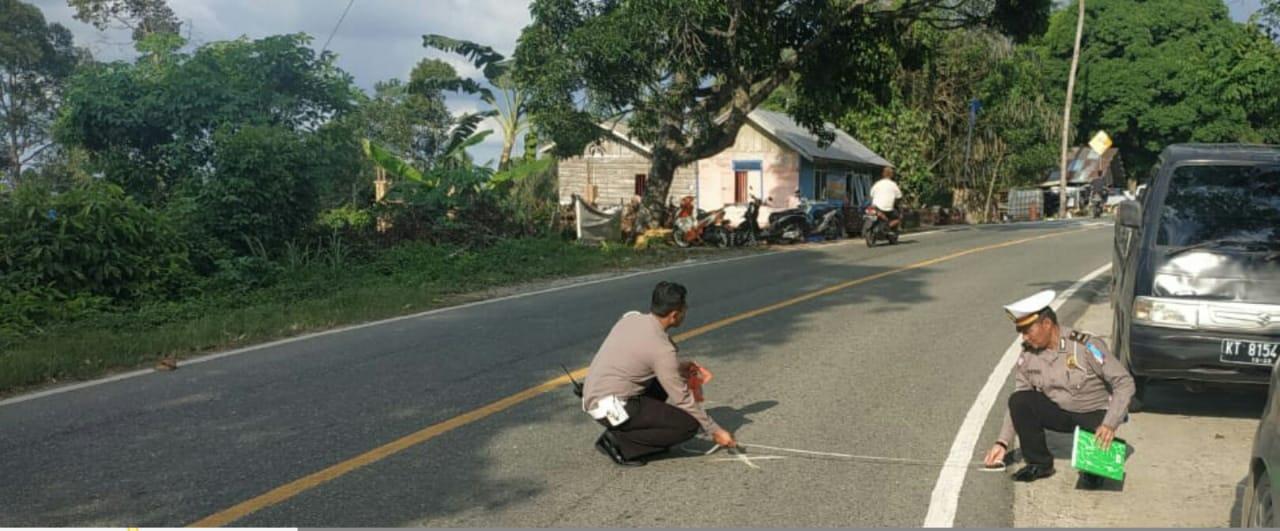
[595,432,645,467]
[1011,464,1056,482]
[1077,472,1105,490]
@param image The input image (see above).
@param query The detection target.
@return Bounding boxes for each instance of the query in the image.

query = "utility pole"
[1059,0,1085,218]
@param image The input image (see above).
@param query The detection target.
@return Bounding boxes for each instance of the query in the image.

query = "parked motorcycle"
[672,196,730,248]
[766,196,844,244]
[730,195,766,247]
[861,203,899,247]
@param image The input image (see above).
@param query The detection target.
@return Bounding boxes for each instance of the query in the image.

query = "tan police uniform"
[997,290,1135,468]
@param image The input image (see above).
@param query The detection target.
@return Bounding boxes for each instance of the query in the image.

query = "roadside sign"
[1089,131,1112,156]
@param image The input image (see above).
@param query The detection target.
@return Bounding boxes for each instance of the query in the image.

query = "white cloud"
[28,0,533,164]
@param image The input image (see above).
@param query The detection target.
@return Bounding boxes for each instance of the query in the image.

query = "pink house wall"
[696,122,801,226]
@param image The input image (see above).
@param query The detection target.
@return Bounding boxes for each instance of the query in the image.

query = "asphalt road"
[0,220,1113,527]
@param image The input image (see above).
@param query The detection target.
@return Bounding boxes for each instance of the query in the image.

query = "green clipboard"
[1071,426,1127,481]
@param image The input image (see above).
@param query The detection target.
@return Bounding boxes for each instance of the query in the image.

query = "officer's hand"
[984,443,1007,468]
[1095,425,1116,450]
[678,360,696,379]
[713,428,737,449]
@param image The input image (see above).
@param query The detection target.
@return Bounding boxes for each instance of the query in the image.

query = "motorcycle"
[861,203,899,247]
[1090,192,1106,219]
[729,195,766,247]
[672,196,730,248]
[766,196,844,244]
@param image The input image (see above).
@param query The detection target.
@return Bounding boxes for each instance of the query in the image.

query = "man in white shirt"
[868,166,903,230]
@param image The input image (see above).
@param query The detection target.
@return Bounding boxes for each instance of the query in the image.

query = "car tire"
[1249,471,1276,527]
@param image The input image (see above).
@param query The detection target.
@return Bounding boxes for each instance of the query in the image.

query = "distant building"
[549,110,893,221]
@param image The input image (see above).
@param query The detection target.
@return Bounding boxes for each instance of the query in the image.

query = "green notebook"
[1071,426,1127,481]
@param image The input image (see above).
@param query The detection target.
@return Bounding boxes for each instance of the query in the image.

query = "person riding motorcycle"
[1088,175,1108,217]
[868,166,903,231]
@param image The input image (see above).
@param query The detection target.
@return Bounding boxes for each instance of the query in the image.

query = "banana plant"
[361,138,431,186]
[424,34,528,171]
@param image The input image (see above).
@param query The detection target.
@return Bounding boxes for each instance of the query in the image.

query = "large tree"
[68,0,181,43]
[1037,0,1280,176]
[0,0,81,184]
[515,0,1045,222]
[354,69,454,170]
[56,33,359,203]
[832,26,1060,213]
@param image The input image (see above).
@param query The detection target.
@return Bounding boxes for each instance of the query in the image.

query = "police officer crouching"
[581,282,736,466]
[983,290,1135,489]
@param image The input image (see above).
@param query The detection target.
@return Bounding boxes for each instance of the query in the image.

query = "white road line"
[922,262,1111,528]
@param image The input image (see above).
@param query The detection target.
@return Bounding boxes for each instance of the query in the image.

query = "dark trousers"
[1009,390,1106,466]
[597,379,700,460]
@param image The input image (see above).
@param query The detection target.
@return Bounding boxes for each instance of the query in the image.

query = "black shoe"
[1077,472,1105,490]
[595,432,645,467]
[1011,464,1056,482]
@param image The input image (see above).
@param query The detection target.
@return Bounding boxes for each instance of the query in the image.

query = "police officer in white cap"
[982,289,1135,488]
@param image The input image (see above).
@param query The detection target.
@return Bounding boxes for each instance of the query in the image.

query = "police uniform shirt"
[996,328,1136,446]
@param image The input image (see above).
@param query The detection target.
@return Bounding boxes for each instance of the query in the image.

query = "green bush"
[199,126,319,255]
[0,182,192,301]
[0,182,192,346]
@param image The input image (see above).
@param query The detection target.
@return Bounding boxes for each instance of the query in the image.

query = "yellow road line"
[190,226,1096,527]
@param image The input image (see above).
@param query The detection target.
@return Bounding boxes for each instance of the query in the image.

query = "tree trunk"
[498,128,517,171]
[982,154,1005,224]
[6,142,20,185]
[640,151,679,229]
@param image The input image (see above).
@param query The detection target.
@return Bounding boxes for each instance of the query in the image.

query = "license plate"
[1220,339,1280,366]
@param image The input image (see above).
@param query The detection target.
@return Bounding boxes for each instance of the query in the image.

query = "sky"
[27,0,1267,165]
[29,0,534,166]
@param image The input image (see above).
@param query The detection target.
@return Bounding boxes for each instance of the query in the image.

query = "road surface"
[1,220,1113,527]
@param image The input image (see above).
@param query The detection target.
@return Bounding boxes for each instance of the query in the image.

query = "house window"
[634,173,647,197]
[734,171,748,203]
[815,170,849,203]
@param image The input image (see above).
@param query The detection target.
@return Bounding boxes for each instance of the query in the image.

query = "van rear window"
[1157,165,1280,248]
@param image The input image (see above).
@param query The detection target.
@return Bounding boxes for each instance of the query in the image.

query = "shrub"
[199,126,319,255]
[0,181,192,301]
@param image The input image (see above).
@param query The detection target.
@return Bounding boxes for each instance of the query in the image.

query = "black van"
[1112,144,1280,407]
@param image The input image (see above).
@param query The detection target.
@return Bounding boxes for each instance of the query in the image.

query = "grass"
[0,238,751,396]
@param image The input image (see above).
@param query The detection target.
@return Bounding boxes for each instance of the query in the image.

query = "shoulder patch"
[1085,341,1105,364]
[1069,330,1092,344]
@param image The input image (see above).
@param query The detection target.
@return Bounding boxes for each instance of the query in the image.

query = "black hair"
[650,281,687,317]
[1039,307,1058,325]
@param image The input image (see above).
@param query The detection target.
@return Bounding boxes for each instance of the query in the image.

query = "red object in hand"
[687,363,713,402]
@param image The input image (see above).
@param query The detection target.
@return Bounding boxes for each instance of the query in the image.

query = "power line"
[321,0,357,54]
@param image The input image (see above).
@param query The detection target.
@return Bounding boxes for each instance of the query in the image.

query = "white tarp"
[573,194,621,242]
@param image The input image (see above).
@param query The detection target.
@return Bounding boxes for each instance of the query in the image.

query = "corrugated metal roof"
[747,109,893,168]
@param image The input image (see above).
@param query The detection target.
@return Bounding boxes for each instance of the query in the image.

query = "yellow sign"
[1089,131,1112,155]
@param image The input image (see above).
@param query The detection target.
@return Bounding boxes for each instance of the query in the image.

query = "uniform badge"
[1066,353,1079,370]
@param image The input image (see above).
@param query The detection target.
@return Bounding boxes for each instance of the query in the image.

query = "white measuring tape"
[685,442,1006,471]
